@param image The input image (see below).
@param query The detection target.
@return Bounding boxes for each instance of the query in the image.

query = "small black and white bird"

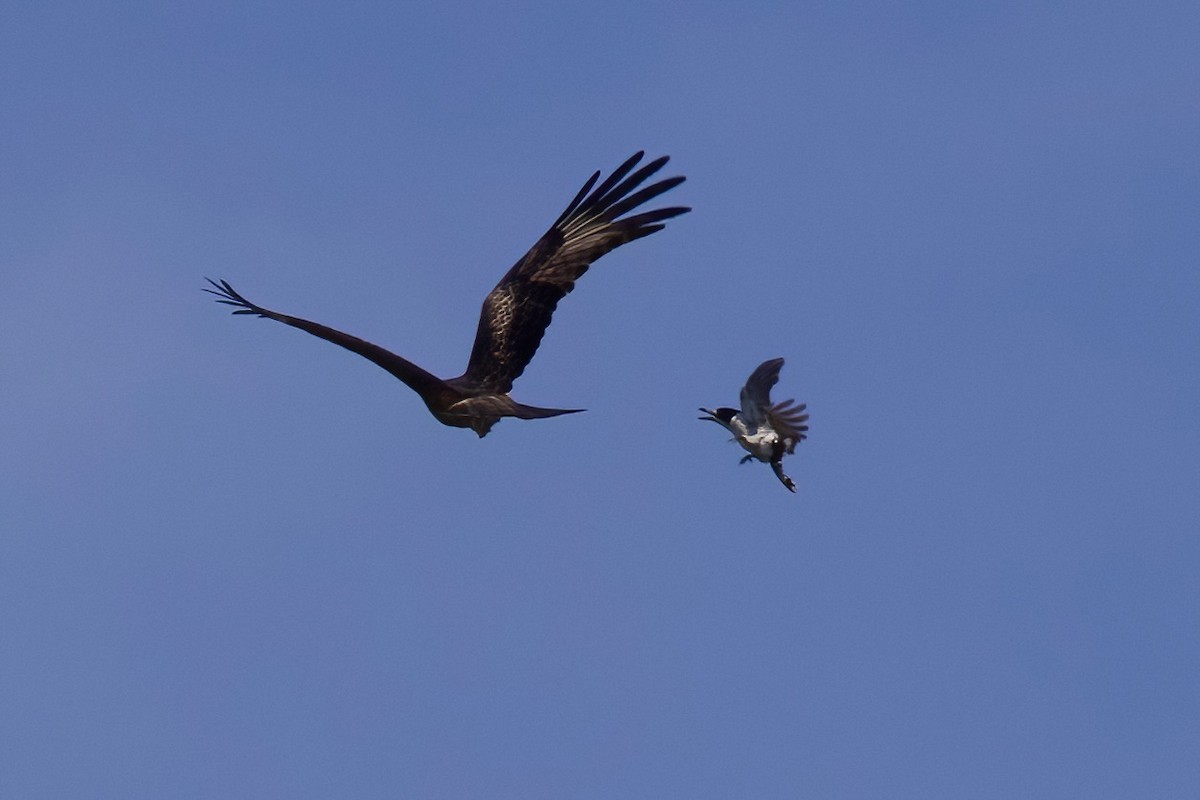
[699,358,809,492]
[206,152,688,437]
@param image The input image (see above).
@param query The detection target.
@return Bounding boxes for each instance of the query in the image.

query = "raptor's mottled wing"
[458,152,689,394]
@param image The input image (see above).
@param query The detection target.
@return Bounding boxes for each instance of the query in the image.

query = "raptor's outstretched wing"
[458,152,689,394]
[203,278,446,399]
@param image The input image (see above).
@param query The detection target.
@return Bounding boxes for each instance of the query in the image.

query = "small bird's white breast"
[736,421,780,463]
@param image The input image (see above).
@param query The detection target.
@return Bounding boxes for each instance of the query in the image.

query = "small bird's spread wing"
[458,152,689,394]
[739,357,785,426]
[767,398,810,454]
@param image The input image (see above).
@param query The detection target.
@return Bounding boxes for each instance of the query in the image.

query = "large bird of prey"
[699,358,810,492]
[206,152,688,437]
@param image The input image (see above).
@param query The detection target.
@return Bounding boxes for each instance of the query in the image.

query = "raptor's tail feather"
[509,402,586,420]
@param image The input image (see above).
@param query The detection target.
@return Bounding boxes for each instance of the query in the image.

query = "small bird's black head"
[698,407,739,424]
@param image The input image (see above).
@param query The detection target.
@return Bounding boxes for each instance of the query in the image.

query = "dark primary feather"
[459,152,689,394]
[739,357,785,426]
[204,278,262,315]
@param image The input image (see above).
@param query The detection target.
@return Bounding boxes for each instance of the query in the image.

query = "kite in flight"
[207,152,688,437]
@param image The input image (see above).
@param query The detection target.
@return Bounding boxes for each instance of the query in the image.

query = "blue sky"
[2,2,1198,797]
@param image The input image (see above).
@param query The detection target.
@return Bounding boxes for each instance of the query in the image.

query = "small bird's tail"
[771,461,797,493]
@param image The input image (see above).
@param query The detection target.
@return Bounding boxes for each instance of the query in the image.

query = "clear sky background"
[2,2,1198,798]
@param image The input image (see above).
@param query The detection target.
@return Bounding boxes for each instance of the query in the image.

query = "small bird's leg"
[739,454,753,465]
